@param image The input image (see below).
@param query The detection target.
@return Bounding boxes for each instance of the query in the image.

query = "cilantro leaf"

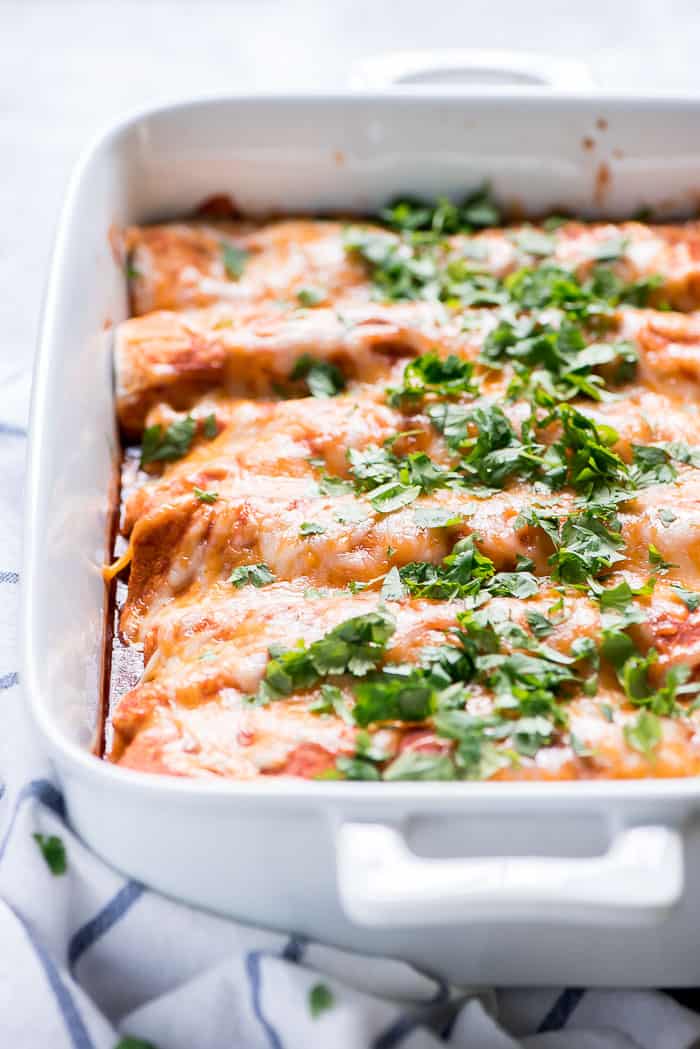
[413,507,463,529]
[335,755,380,780]
[624,711,662,758]
[229,563,275,588]
[300,521,327,536]
[308,982,335,1018]
[672,584,700,612]
[33,833,66,876]
[380,186,501,234]
[519,506,625,583]
[352,667,436,726]
[193,486,218,504]
[388,353,477,406]
[221,243,249,279]
[140,416,196,466]
[291,355,346,398]
[317,475,354,497]
[114,1039,159,1049]
[398,536,495,600]
[347,444,458,513]
[380,566,406,601]
[203,413,218,439]
[383,751,456,780]
[256,611,395,702]
[648,544,677,573]
[525,610,554,638]
[513,229,554,257]
[297,286,326,307]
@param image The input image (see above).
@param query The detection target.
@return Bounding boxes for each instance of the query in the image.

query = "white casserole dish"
[22,55,700,986]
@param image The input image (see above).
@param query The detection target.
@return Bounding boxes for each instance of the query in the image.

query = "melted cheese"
[109,213,700,781]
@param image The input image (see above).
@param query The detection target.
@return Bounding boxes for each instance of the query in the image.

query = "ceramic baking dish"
[22,53,700,986]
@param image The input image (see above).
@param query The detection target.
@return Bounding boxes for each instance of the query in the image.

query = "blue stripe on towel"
[537,988,585,1031]
[281,933,307,963]
[0,671,19,690]
[0,422,27,438]
[0,570,19,583]
[245,950,284,1049]
[373,1012,423,1049]
[11,904,96,1049]
[372,962,449,1049]
[68,880,144,973]
[0,778,66,862]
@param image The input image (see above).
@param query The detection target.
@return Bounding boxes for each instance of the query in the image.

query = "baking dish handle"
[349,49,594,91]
[336,822,683,927]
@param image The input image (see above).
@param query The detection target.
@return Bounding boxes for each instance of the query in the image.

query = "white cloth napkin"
[3,369,700,1049]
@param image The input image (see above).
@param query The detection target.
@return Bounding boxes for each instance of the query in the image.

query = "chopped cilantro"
[300,521,327,536]
[309,683,353,723]
[308,982,335,1018]
[193,486,218,504]
[513,228,554,257]
[648,544,677,573]
[518,506,625,583]
[632,445,677,487]
[413,507,463,529]
[388,353,477,406]
[221,243,249,279]
[624,710,662,758]
[380,566,406,601]
[352,667,437,726]
[672,584,700,612]
[304,586,333,600]
[140,415,196,466]
[347,444,458,513]
[114,1039,159,1049]
[33,833,66,876]
[379,186,501,234]
[317,475,354,497]
[383,751,456,780]
[297,286,326,307]
[525,610,554,638]
[488,571,539,599]
[229,563,275,588]
[203,413,218,439]
[291,355,346,398]
[255,611,395,703]
[398,536,496,600]
[481,314,637,402]
[336,755,381,780]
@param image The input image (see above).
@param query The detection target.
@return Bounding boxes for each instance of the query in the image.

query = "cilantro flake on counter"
[33,833,66,876]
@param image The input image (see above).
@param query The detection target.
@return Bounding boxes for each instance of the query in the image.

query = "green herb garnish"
[33,833,66,876]
[140,416,196,466]
[221,243,249,279]
[193,487,218,504]
[291,355,346,398]
[229,563,275,588]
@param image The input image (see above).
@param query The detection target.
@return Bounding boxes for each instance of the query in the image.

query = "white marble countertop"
[3,0,700,385]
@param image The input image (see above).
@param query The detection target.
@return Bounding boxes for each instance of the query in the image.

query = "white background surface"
[3,0,700,387]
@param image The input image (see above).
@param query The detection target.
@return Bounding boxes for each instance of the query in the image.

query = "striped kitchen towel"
[2,368,700,1048]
